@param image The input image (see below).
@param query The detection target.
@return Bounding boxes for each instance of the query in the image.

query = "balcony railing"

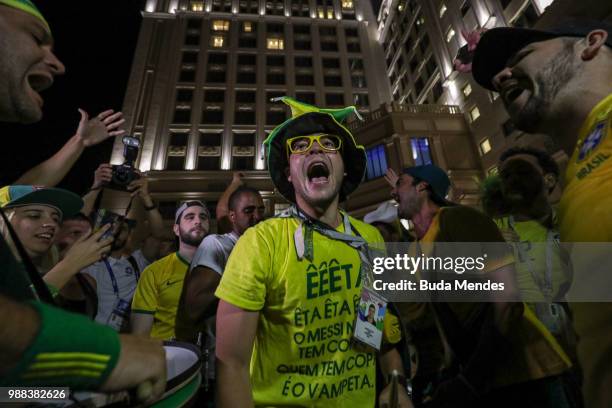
[348,102,462,131]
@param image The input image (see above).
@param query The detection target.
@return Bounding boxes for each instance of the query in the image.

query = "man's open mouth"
[307,161,330,184]
[27,73,53,93]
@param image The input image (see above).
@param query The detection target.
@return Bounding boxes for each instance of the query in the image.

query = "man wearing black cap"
[472,19,612,408]
[215,97,408,407]
[391,164,575,407]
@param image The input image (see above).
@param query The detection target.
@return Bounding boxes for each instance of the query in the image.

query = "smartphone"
[93,209,122,241]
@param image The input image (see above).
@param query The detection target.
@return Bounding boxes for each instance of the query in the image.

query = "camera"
[108,135,141,191]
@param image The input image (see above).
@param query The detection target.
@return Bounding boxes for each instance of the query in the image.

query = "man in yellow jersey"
[392,164,574,407]
[215,97,410,407]
[131,201,209,339]
[473,19,612,408]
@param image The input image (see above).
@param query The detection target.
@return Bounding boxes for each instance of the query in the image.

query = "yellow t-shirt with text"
[216,215,398,408]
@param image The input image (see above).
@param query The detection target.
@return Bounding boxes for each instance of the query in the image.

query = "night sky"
[0,0,145,194]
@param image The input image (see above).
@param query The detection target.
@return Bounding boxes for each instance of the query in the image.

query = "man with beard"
[391,164,574,407]
[0,1,165,401]
[472,19,612,408]
[131,201,209,339]
[215,97,408,408]
[81,175,164,329]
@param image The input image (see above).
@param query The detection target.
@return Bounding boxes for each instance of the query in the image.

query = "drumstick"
[389,369,399,408]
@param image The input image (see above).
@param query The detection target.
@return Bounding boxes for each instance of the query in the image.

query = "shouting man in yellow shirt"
[473,19,612,408]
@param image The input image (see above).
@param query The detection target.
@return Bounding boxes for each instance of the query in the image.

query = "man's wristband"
[143,202,157,211]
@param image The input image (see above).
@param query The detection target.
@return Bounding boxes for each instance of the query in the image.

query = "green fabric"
[0,0,50,33]
[1,301,121,389]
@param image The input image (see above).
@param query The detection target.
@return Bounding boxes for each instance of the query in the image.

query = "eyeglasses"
[286,134,342,156]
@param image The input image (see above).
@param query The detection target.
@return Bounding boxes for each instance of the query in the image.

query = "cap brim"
[266,112,366,203]
[4,188,83,218]
[472,27,558,91]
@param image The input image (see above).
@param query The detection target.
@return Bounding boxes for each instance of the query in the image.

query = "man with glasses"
[214,97,409,407]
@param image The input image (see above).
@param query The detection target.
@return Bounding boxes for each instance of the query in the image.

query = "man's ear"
[582,30,608,61]
[173,224,180,238]
[416,181,429,193]
[285,166,291,182]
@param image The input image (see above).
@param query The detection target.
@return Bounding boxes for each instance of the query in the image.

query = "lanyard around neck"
[103,257,140,298]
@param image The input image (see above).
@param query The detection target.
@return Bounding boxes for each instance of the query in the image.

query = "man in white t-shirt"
[175,186,265,343]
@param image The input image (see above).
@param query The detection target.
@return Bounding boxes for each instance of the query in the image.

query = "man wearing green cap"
[0,2,166,403]
[215,98,409,407]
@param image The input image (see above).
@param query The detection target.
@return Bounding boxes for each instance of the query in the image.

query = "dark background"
[0,0,145,194]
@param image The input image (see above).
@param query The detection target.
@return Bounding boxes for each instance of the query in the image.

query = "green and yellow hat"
[0,0,50,34]
[263,97,366,203]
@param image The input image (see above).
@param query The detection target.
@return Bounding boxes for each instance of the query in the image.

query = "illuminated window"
[342,0,353,8]
[488,166,498,176]
[243,22,252,32]
[439,3,447,17]
[327,8,334,19]
[416,16,425,26]
[446,26,455,43]
[469,106,481,122]
[267,37,284,49]
[410,138,433,166]
[212,36,224,47]
[480,138,492,155]
[462,83,472,97]
[191,1,204,11]
[212,20,230,31]
[317,6,325,18]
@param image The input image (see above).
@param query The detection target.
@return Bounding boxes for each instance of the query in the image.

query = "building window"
[346,41,361,53]
[365,145,388,180]
[342,0,353,8]
[242,22,252,33]
[410,138,433,166]
[202,107,224,124]
[239,0,259,13]
[469,105,481,122]
[212,20,230,31]
[439,3,447,17]
[462,83,472,97]
[295,56,312,67]
[267,37,284,50]
[190,1,204,11]
[353,93,369,107]
[179,68,196,83]
[487,166,498,176]
[176,89,194,103]
[173,108,191,124]
[351,74,367,88]
[460,0,470,17]
[182,51,198,64]
[204,89,225,103]
[322,41,339,52]
[167,131,189,170]
[480,138,492,155]
[197,131,221,170]
[325,93,344,107]
[445,26,455,43]
[211,35,225,48]
[489,91,499,102]
[296,74,314,86]
[324,75,342,87]
[296,92,316,105]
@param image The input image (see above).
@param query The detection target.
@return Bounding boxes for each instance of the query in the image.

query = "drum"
[67,341,201,407]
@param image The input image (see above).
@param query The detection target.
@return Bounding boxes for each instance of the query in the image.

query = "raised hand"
[76,108,127,147]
